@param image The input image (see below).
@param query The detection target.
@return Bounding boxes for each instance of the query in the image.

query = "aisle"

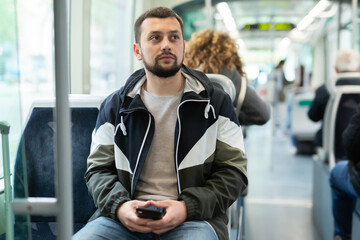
[242,122,322,240]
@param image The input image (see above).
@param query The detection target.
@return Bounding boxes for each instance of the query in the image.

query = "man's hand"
[116,200,153,233]
[146,200,187,235]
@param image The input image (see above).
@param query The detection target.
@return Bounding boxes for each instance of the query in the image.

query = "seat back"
[206,73,236,102]
[322,73,360,168]
[13,95,103,238]
[291,89,321,141]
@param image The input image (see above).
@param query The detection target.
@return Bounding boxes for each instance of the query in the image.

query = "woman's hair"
[184,29,244,76]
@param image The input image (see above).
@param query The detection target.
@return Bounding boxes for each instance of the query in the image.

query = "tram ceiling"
[174,0,337,52]
[218,0,335,43]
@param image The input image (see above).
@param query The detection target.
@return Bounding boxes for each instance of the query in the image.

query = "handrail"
[325,72,360,96]
[0,121,14,240]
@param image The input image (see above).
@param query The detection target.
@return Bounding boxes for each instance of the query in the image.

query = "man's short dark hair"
[134,6,184,43]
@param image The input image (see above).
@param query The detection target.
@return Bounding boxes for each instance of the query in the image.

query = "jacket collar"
[119,65,214,110]
[117,65,217,136]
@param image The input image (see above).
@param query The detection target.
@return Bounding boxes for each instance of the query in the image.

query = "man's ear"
[133,43,142,61]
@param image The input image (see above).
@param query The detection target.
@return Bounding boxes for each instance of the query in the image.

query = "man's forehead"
[141,17,181,34]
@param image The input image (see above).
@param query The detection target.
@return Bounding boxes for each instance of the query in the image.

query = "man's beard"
[143,52,183,78]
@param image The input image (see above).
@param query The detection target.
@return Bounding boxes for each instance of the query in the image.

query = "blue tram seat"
[12,95,103,240]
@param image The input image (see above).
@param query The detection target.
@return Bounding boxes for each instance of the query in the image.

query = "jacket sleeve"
[85,99,131,221]
[178,93,248,220]
[308,85,329,122]
[223,67,270,126]
[239,86,271,125]
[343,103,360,164]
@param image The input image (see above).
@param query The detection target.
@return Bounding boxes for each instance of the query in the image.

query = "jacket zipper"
[119,109,152,197]
[175,99,211,194]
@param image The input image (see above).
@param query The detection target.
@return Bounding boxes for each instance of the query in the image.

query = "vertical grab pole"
[53,1,73,240]
[205,0,212,29]
[352,0,358,49]
[0,122,14,240]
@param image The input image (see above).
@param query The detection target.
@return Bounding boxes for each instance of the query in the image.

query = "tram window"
[0,0,24,180]
[17,0,55,116]
[1,0,55,178]
[0,0,135,181]
[89,0,133,95]
[338,3,353,50]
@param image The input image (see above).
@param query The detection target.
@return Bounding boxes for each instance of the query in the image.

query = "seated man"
[308,50,360,158]
[330,103,360,240]
[73,6,247,240]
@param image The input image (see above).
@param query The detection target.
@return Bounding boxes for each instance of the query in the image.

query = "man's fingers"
[126,218,153,233]
[148,200,166,208]
[128,224,153,233]
[135,200,152,208]
[146,219,166,228]
[147,217,177,230]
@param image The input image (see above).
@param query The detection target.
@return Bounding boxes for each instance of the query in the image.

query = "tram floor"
[235,122,322,240]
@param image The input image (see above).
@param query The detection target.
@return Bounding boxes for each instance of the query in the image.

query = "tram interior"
[1,0,360,239]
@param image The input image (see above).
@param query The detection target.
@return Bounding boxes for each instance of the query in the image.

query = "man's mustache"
[156,52,177,61]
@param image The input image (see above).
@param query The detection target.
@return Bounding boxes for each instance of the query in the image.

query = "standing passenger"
[330,103,360,240]
[268,59,288,131]
[73,6,247,240]
[269,60,288,103]
[184,29,270,126]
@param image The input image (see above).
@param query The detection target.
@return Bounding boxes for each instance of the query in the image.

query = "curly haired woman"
[185,29,270,125]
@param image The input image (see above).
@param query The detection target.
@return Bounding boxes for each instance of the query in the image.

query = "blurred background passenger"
[268,59,291,132]
[330,103,360,240]
[184,29,270,126]
[308,50,360,157]
[269,59,289,104]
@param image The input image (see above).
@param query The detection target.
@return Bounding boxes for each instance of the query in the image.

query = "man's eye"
[150,36,160,41]
[171,35,180,40]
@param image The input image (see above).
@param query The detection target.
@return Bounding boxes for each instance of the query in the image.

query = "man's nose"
[161,39,171,51]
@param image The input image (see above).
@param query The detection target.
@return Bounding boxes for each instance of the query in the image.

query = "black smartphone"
[135,207,165,220]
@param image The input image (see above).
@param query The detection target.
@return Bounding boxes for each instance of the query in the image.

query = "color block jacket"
[85,65,248,240]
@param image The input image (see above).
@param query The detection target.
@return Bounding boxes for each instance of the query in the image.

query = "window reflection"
[0,0,22,178]
[17,0,54,119]
[90,0,133,95]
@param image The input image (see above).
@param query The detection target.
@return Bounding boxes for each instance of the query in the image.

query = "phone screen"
[136,207,165,220]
